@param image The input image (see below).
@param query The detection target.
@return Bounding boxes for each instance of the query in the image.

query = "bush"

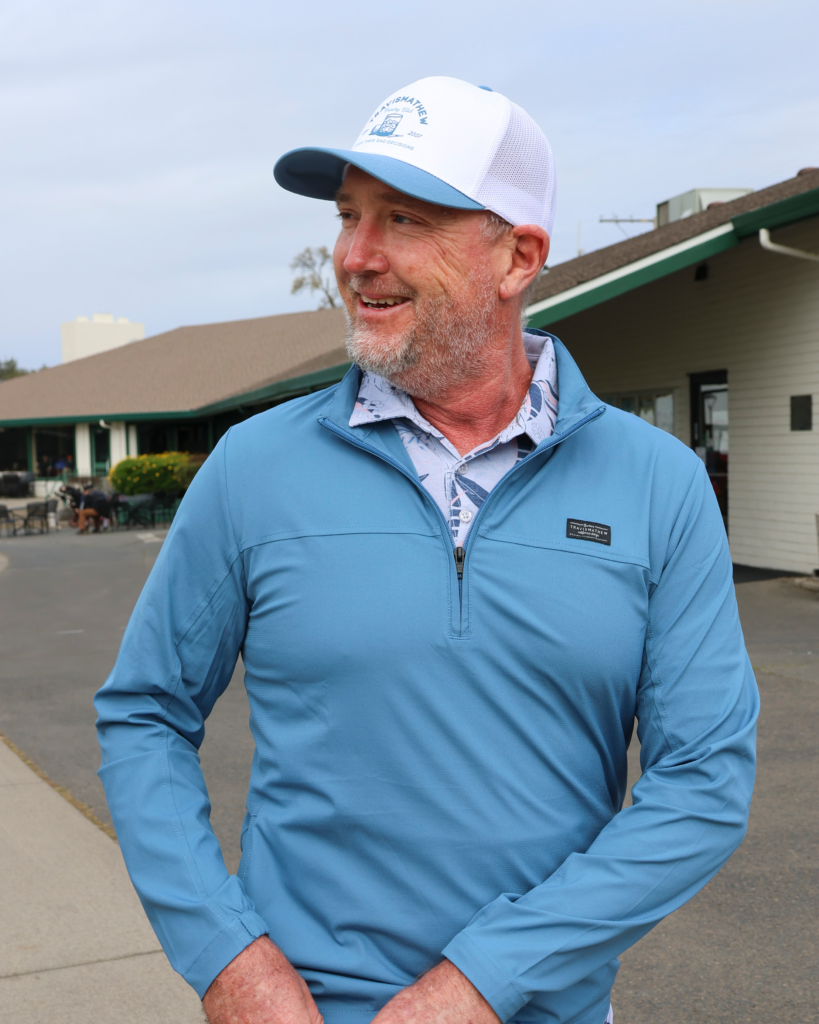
[109,452,202,495]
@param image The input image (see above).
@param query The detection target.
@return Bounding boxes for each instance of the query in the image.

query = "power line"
[599,216,655,224]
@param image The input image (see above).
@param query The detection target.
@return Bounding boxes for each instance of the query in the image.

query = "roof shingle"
[0,308,348,423]
[529,169,819,306]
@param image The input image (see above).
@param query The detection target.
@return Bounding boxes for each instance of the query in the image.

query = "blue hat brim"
[273,147,484,211]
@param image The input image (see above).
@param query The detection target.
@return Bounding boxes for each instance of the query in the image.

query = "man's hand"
[202,936,324,1024]
[371,959,500,1024]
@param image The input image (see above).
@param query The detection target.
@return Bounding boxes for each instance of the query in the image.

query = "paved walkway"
[0,547,201,1023]
[0,739,203,1023]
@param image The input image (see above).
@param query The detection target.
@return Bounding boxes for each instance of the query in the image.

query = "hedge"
[109,452,203,495]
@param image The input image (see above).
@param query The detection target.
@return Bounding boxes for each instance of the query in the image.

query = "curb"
[0,729,119,843]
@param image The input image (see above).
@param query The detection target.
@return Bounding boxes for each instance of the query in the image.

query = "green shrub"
[109,451,203,495]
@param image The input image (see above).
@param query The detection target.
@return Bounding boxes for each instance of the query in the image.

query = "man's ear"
[499,226,550,302]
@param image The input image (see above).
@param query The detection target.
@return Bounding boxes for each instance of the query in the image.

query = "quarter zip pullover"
[95,338,758,1024]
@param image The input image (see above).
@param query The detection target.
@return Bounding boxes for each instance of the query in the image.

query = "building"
[526,167,819,573]
[0,308,348,477]
[1,169,817,571]
[61,313,145,363]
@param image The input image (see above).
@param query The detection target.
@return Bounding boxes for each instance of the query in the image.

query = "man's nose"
[342,219,390,277]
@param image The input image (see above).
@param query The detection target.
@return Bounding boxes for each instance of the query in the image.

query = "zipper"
[320,404,605,635]
[321,418,465,631]
[453,546,465,599]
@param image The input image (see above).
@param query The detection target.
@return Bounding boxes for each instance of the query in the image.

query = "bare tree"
[290,246,339,309]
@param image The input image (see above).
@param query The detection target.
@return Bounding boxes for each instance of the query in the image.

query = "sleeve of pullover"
[442,459,759,1021]
[94,434,269,998]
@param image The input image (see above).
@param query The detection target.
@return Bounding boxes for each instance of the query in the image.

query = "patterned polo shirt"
[349,332,559,546]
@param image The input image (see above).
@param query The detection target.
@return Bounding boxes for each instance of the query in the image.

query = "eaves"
[526,186,819,330]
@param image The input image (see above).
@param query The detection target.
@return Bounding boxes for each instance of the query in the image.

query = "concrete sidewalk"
[0,734,203,1023]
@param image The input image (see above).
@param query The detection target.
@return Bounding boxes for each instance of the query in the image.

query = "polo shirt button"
[458,509,473,523]
[456,464,467,474]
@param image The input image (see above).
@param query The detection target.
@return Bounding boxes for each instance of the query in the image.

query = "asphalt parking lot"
[0,528,816,1023]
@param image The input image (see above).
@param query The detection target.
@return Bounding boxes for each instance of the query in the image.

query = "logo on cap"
[371,112,403,137]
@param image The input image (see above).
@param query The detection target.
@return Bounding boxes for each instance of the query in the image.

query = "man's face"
[333,167,508,395]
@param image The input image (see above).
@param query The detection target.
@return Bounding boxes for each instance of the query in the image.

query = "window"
[690,372,728,530]
[791,395,812,432]
[603,391,675,434]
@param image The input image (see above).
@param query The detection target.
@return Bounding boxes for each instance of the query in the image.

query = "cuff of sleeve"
[184,908,270,998]
[442,932,527,1023]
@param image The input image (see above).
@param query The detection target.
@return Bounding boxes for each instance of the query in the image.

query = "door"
[690,370,728,529]
[90,425,111,477]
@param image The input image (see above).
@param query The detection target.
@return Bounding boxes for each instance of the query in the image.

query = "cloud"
[1,0,817,365]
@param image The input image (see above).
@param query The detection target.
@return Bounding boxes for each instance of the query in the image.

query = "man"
[77,484,110,533]
[96,78,758,1024]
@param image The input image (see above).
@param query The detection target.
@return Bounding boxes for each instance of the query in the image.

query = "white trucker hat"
[274,76,556,236]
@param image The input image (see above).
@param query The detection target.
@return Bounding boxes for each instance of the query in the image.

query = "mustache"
[346,276,416,301]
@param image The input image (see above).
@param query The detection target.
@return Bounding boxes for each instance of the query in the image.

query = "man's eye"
[394,214,413,224]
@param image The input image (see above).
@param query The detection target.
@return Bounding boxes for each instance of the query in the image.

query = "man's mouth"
[358,294,411,309]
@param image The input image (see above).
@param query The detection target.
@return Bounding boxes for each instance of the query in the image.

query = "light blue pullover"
[95,337,758,1024]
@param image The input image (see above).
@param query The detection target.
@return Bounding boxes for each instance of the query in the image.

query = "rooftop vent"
[656,188,753,227]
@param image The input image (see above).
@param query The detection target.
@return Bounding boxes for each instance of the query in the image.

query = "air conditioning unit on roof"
[656,187,752,227]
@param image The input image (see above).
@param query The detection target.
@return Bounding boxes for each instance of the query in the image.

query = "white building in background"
[526,168,819,574]
[61,313,145,363]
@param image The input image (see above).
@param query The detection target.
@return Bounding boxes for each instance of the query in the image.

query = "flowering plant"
[108,451,201,495]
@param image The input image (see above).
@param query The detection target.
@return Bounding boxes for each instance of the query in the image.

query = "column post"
[75,423,92,477]
[109,422,128,466]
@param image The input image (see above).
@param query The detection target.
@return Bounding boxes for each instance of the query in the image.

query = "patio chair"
[19,501,49,534]
[0,505,16,536]
[119,493,155,529]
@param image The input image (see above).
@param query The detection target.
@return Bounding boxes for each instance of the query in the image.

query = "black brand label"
[566,519,611,546]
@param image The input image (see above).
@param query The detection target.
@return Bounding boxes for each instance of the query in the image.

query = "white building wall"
[548,216,819,574]
[127,424,138,456]
[61,314,144,363]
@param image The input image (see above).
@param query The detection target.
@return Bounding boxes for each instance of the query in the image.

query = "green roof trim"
[195,360,352,416]
[732,186,819,237]
[526,223,737,329]
[0,361,352,428]
[526,186,819,330]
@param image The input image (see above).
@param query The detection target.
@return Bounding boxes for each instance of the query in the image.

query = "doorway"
[690,370,728,528]
[90,425,110,477]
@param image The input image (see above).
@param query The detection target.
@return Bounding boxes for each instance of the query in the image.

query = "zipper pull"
[453,546,465,580]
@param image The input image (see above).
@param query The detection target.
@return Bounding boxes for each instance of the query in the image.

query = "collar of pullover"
[321,332,606,450]
[347,332,559,453]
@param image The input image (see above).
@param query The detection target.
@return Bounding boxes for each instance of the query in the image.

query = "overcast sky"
[1,0,817,368]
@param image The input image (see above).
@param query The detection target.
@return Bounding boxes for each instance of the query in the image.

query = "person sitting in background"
[76,485,111,533]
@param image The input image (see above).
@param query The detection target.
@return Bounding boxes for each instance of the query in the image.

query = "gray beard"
[344,277,498,402]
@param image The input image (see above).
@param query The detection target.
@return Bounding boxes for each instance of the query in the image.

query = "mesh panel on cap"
[473,101,556,235]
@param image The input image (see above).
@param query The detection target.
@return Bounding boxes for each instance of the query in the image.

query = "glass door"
[690,371,728,528]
